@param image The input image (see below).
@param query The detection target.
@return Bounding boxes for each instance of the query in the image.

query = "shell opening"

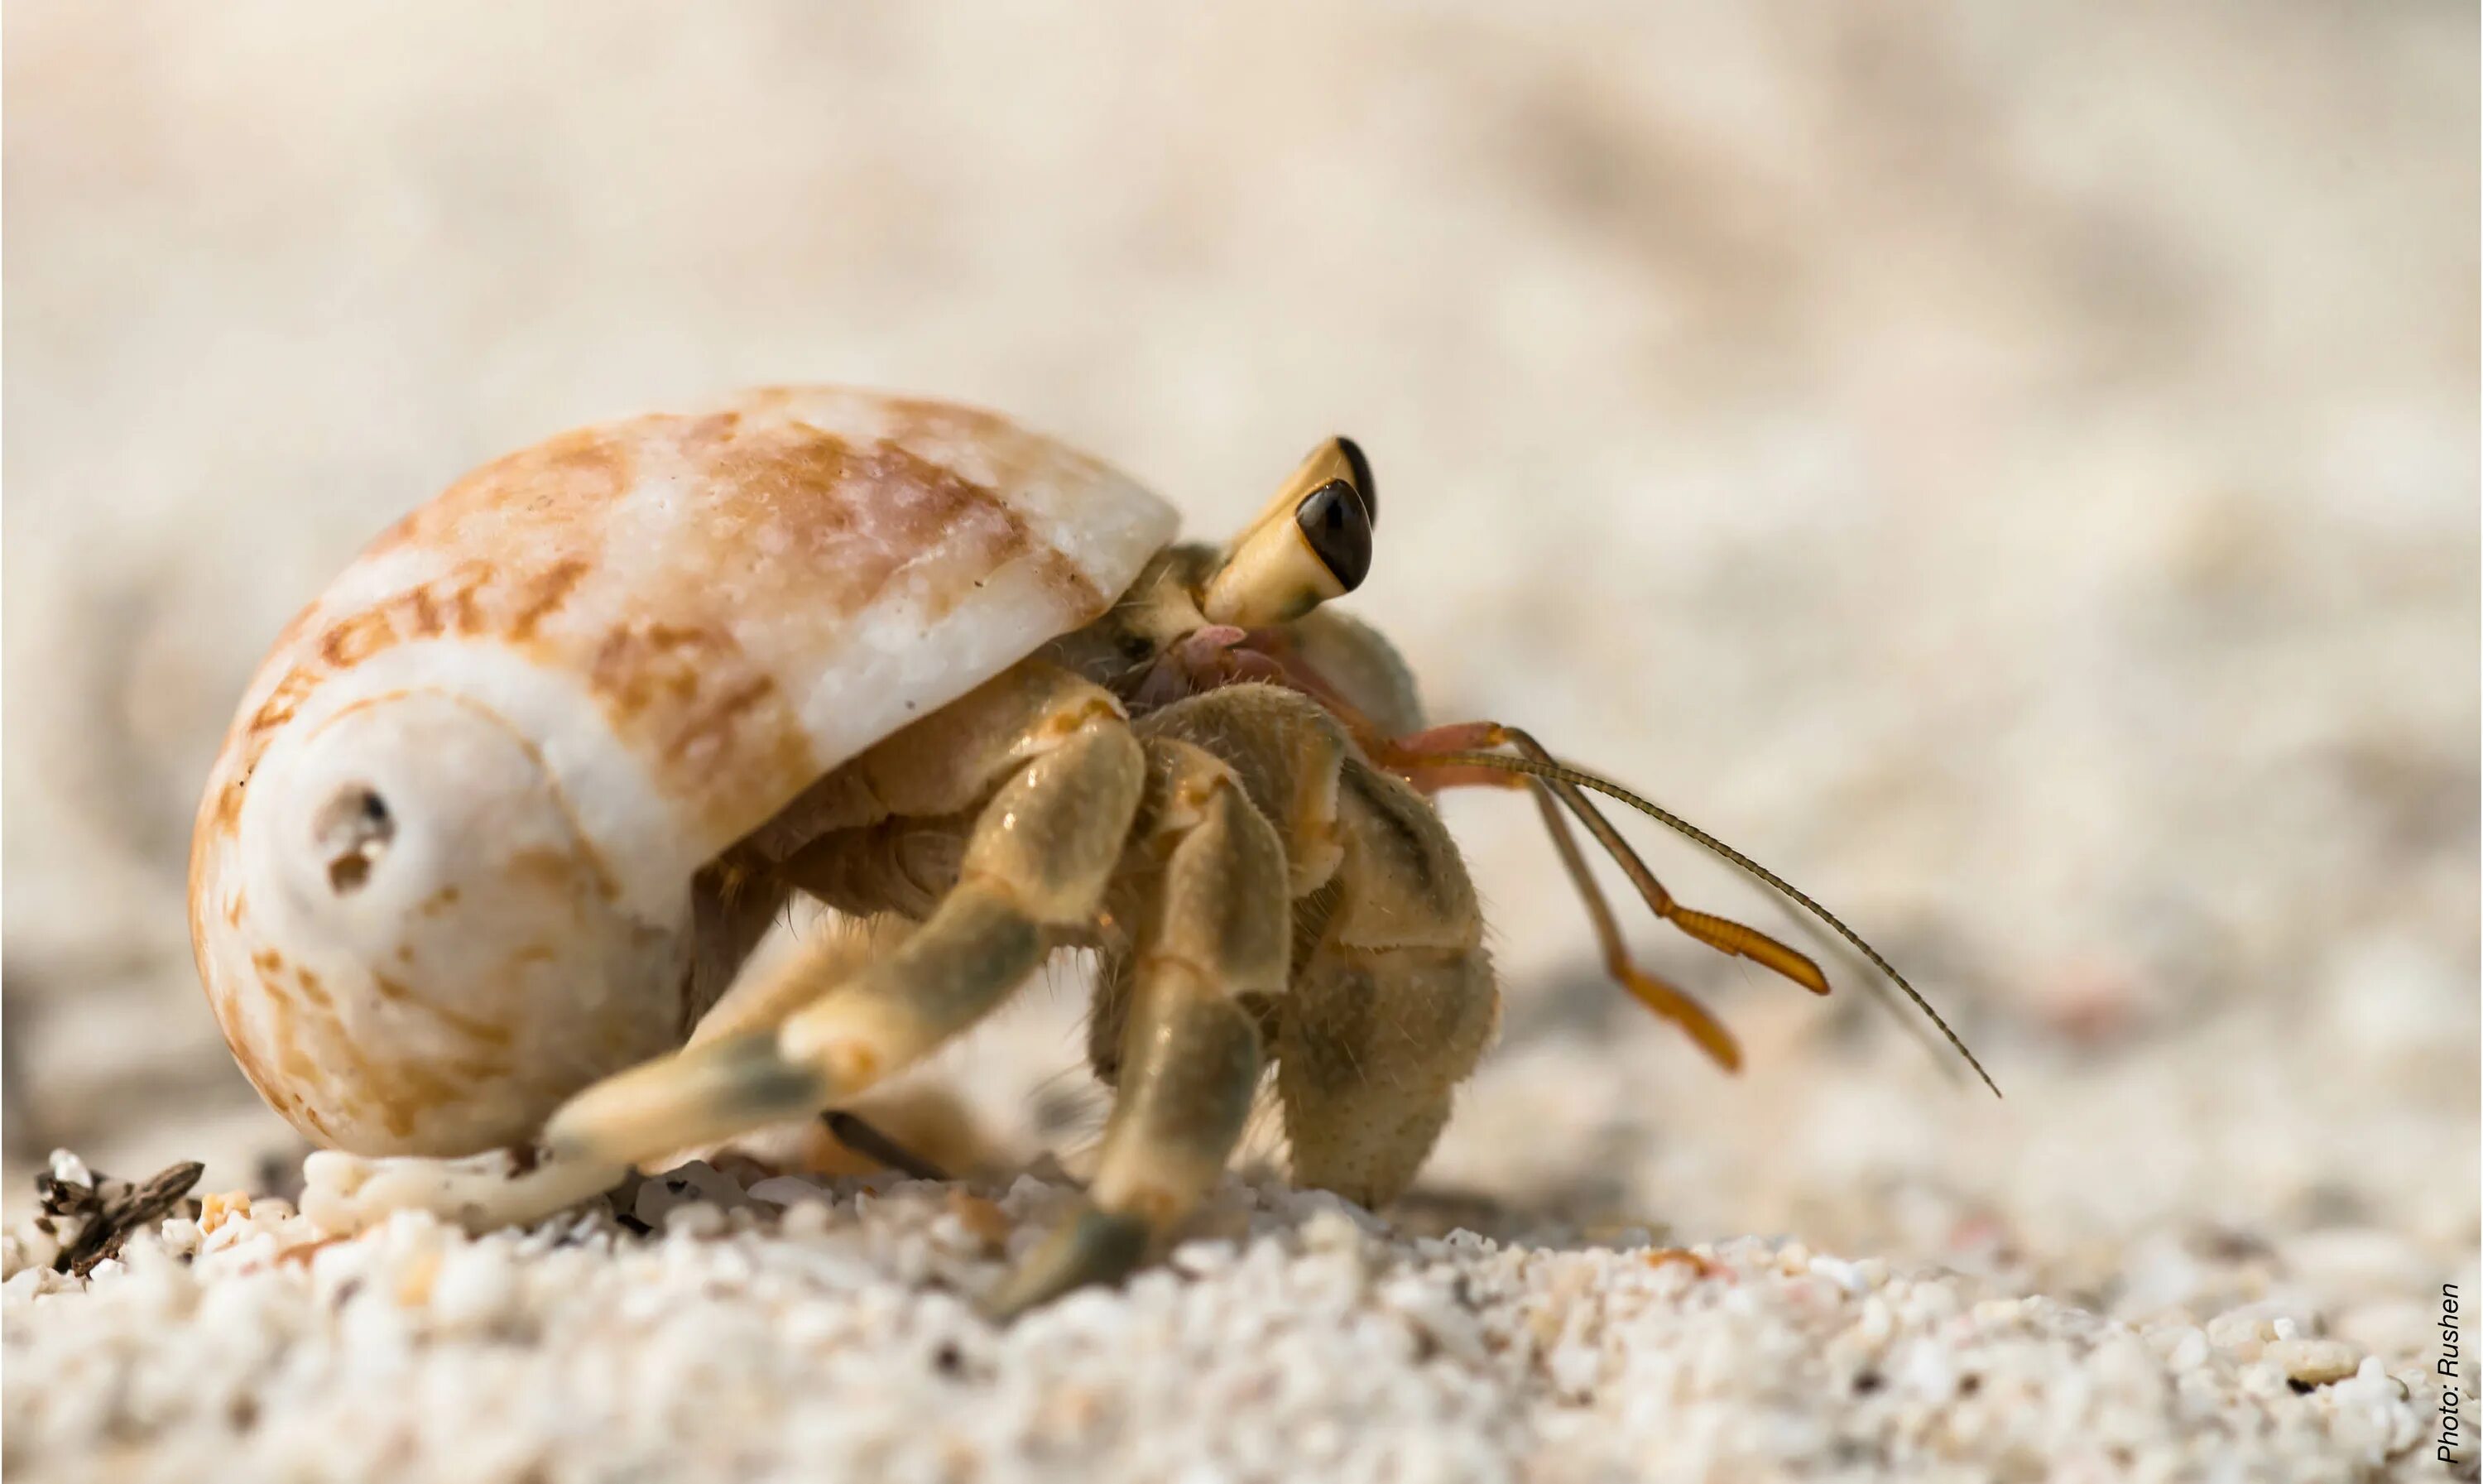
[312,785,395,895]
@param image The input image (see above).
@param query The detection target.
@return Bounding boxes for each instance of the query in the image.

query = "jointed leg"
[1219,644,1823,1053]
[1104,684,1502,1213]
[547,699,1145,1165]
[1280,941,1499,1208]
[684,912,903,1050]
[1520,780,1741,1069]
[1275,761,1500,1206]
[1378,721,1827,1064]
[1083,681,1362,1084]
[989,738,1285,1317]
[608,915,964,1178]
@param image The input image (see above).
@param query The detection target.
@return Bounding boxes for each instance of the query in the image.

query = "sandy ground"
[3,4,2476,1479]
[0,1158,2447,1482]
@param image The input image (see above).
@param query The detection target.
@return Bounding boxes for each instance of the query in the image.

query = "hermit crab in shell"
[190,387,1993,1314]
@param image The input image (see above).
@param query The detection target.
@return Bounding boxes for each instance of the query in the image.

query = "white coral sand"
[1,1158,2437,1482]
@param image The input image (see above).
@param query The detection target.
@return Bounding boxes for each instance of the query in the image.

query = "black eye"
[1294,479,1372,593]
[1336,436,1375,526]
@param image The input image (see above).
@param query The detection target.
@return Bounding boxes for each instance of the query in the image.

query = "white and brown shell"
[190,388,1177,1156]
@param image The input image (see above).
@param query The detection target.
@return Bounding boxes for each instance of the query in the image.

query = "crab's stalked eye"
[1200,436,1380,628]
[1294,479,1372,592]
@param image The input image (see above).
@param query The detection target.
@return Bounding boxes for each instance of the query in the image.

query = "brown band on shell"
[213,402,1128,860]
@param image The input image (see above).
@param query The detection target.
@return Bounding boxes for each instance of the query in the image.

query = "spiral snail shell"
[190,387,1176,1156]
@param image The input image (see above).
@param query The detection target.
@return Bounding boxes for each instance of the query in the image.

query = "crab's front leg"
[987,737,1285,1317]
[550,690,1142,1165]
[304,665,1145,1236]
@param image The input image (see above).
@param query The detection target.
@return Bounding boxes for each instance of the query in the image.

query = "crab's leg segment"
[1519,776,1742,1070]
[545,695,1147,1166]
[1275,757,1501,1209]
[988,739,1282,1318]
[1497,723,1828,997]
[1101,682,1501,1216]
[1378,722,1829,1040]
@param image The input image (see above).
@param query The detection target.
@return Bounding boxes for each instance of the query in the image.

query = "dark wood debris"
[33,1158,206,1277]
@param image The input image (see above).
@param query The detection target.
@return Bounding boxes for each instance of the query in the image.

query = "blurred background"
[5,2,2473,1369]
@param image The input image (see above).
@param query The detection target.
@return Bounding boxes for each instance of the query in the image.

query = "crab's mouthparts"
[1130,624,1266,709]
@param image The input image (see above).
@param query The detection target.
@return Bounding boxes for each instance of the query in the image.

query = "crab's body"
[195,387,1972,1315]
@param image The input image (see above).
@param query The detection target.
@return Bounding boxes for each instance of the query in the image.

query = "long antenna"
[1429,749,2000,1098]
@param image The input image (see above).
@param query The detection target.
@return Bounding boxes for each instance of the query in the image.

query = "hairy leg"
[1105,684,1501,1210]
[991,737,1285,1316]
[549,675,1145,1163]
[1276,761,1500,1205]
[1086,681,1355,1082]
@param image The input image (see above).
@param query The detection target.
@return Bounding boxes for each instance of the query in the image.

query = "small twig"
[40,1160,206,1276]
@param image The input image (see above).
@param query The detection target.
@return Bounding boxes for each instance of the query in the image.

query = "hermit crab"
[190,387,1991,1314]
